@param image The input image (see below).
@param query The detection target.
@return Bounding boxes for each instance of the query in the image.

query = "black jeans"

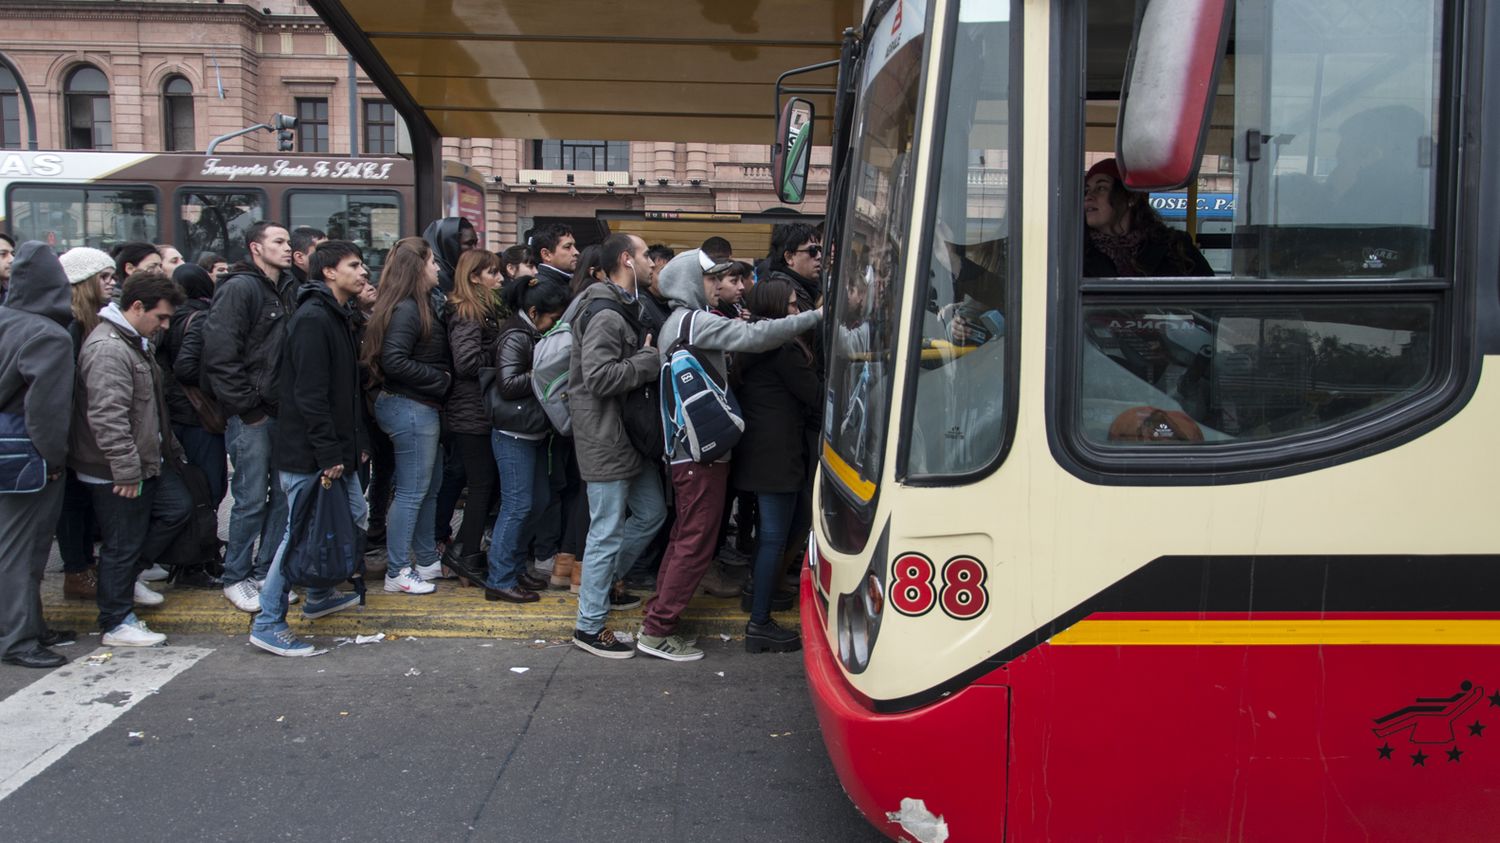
[434,435,466,544]
[89,469,193,631]
[55,469,98,574]
[451,432,499,555]
[364,414,395,533]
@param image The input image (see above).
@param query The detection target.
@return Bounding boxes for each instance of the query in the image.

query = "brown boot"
[64,568,98,600]
[570,557,582,594]
[550,553,576,589]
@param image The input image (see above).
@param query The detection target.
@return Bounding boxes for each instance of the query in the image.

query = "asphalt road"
[0,634,886,843]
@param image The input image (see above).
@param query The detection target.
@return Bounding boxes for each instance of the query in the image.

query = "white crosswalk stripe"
[0,645,212,802]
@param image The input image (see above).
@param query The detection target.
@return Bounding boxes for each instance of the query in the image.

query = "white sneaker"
[413,561,449,581]
[102,617,166,647]
[138,563,169,582]
[385,567,436,594]
[133,580,165,607]
[255,578,299,604]
[223,580,261,613]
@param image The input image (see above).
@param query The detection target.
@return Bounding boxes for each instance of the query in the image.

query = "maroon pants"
[642,460,730,637]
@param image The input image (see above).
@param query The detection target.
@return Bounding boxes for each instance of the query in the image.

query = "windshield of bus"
[823,0,926,504]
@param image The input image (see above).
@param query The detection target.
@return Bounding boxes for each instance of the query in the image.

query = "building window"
[0,66,20,150]
[363,99,395,155]
[65,65,111,150]
[296,97,329,153]
[162,75,194,151]
[532,140,630,171]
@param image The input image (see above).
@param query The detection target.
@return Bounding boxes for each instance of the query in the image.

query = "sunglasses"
[793,245,824,259]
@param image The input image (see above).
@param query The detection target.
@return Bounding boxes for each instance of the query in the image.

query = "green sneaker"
[636,633,705,662]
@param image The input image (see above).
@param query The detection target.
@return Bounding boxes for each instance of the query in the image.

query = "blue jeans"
[224,415,288,585]
[576,469,666,634]
[486,432,549,590]
[373,393,442,577]
[253,471,368,633]
[750,491,798,624]
[89,470,193,631]
[174,423,227,506]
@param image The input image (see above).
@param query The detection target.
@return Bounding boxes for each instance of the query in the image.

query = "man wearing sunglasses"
[766,222,823,315]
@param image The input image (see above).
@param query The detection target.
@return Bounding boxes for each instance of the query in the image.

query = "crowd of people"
[0,215,830,668]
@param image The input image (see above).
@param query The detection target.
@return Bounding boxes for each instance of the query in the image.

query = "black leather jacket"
[201,263,297,422]
[494,313,548,436]
[379,294,452,404]
[445,302,501,435]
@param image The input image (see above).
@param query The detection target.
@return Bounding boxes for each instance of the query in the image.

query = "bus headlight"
[837,566,885,674]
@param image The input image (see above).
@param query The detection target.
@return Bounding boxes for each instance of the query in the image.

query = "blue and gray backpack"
[660,311,745,463]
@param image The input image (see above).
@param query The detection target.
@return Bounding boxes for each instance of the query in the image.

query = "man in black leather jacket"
[202,221,298,614]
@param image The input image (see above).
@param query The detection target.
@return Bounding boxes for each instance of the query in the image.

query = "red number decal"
[939,556,988,620]
[889,553,937,616]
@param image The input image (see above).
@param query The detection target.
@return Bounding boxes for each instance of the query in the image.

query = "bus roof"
[307,0,849,145]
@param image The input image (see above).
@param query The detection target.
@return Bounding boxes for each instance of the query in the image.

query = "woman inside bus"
[54,246,115,601]
[1082,158,1212,278]
[485,275,569,604]
[364,237,453,595]
[730,278,822,654]
[440,248,510,587]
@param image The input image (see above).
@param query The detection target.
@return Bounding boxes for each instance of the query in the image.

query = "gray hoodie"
[0,242,75,467]
[657,249,822,463]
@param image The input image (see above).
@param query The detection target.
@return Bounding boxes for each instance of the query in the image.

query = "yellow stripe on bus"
[1050,619,1500,647]
[822,442,877,504]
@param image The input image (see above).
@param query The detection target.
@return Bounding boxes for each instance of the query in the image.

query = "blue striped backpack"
[660,311,745,463]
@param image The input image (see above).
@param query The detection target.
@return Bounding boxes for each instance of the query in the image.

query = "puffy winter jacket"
[69,310,185,483]
[379,294,452,404]
[495,313,549,437]
[445,301,501,435]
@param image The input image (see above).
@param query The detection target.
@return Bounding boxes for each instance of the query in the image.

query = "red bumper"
[800,572,1008,842]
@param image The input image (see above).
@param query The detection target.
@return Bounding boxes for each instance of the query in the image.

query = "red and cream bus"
[777,0,1500,839]
[0,151,486,278]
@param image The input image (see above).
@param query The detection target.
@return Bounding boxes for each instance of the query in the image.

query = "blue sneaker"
[249,627,317,657]
[300,591,361,620]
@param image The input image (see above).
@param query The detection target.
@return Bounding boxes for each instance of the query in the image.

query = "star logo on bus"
[1372,680,1487,768]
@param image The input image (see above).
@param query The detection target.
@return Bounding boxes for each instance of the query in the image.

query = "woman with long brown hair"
[365,236,452,595]
[54,247,116,600]
[729,277,821,653]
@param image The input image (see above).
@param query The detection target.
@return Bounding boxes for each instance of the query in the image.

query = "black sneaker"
[609,588,643,611]
[572,628,636,659]
[745,619,802,654]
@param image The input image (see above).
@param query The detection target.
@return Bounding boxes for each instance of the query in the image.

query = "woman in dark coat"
[730,278,822,653]
[441,249,505,585]
[1082,158,1214,278]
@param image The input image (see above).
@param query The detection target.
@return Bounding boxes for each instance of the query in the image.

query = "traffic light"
[271,113,297,152]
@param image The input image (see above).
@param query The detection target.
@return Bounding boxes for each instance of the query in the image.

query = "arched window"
[162,75,194,151]
[0,66,20,149]
[65,65,110,150]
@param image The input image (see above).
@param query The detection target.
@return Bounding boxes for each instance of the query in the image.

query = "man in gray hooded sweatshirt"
[0,242,78,668]
[637,249,822,661]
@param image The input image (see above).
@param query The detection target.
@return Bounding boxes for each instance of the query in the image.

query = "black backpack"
[577,298,666,461]
[152,461,222,577]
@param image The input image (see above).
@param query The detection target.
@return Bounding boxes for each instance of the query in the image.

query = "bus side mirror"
[772,97,815,204]
[1116,0,1231,190]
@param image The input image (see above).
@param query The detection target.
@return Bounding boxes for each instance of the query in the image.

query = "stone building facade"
[0,0,827,252]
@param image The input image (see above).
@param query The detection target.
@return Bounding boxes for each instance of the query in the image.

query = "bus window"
[287,190,401,281]
[177,188,265,266]
[822,0,925,532]
[7,185,157,251]
[1070,0,1447,463]
[904,0,1014,479]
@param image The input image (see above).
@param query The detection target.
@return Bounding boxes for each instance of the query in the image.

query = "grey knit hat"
[59,246,115,286]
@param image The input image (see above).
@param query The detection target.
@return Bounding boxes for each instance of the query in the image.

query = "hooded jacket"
[157,296,211,428]
[275,283,365,474]
[69,303,185,483]
[566,280,661,482]
[0,242,75,467]
[656,249,823,463]
[423,217,470,293]
[201,260,298,422]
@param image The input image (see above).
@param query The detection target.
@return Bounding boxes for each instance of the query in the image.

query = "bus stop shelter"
[307,0,853,225]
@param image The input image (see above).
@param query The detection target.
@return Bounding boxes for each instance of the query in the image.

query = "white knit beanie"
[60,247,115,286]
